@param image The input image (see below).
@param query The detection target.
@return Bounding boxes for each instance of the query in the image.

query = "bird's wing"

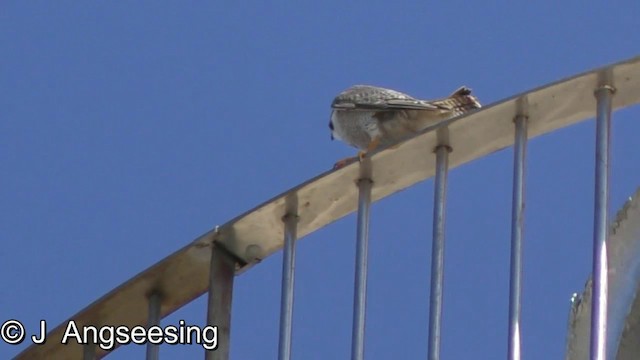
[384,98,446,110]
[331,85,445,111]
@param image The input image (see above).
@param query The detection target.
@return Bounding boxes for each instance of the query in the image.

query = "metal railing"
[15,55,640,360]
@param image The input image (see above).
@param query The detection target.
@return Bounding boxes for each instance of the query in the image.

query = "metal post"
[278,214,299,360]
[428,145,450,360]
[206,244,236,360]
[590,85,614,360]
[83,342,96,360]
[508,115,528,360]
[146,292,162,360]
[351,178,373,360]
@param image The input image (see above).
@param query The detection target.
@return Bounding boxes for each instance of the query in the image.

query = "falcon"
[329,85,481,168]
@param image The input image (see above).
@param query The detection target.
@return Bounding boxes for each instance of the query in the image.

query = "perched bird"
[329,85,481,168]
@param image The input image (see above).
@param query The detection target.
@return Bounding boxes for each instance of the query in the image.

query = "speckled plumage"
[329,85,481,151]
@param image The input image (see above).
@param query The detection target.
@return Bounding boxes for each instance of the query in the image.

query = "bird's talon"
[333,156,358,170]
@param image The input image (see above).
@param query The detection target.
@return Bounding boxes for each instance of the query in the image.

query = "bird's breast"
[330,110,380,150]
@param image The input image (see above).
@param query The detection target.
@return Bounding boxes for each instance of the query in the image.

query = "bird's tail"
[430,86,481,116]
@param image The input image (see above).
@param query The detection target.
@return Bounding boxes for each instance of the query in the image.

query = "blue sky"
[2,2,640,359]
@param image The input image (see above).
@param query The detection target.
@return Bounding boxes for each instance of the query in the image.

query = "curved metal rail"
[16,55,640,359]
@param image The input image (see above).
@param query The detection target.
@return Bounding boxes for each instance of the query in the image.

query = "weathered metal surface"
[566,188,640,359]
[16,55,640,359]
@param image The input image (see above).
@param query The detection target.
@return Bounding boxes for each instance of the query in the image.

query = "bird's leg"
[358,136,381,161]
[332,156,358,169]
[333,137,381,170]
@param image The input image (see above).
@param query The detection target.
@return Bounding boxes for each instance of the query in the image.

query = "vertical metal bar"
[508,115,528,360]
[278,214,299,360]
[206,244,236,360]
[351,178,373,360]
[83,342,96,360]
[428,145,450,360]
[146,292,162,360]
[590,85,614,360]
